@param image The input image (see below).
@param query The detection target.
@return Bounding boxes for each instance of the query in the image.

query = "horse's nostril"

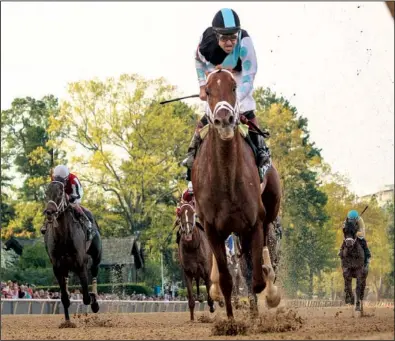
[229,115,234,124]
[214,119,221,126]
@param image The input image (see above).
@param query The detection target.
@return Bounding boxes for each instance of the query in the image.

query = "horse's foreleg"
[343,270,353,305]
[262,222,281,308]
[207,227,233,319]
[78,267,91,306]
[185,274,195,321]
[204,275,215,313]
[88,235,102,297]
[89,271,100,313]
[209,251,223,302]
[355,271,366,313]
[359,273,367,314]
[87,235,101,313]
[54,266,70,321]
[252,222,265,294]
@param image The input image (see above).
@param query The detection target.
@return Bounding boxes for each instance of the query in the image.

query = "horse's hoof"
[209,306,215,313]
[91,301,100,313]
[89,293,100,313]
[219,300,225,308]
[266,292,281,308]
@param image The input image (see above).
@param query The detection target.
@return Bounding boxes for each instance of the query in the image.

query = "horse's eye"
[233,86,236,92]
[205,88,210,96]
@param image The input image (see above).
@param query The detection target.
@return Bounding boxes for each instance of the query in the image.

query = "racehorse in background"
[340,219,368,316]
[43,178,102,325]
[177,202,215,321]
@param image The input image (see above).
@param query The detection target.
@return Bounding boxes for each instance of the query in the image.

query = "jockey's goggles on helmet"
[216,33,239,42]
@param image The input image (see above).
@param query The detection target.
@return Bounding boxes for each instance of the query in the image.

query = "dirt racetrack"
[1,306,394,340]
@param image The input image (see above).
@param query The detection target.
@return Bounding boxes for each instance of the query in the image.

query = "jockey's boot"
[250,132,271,168]
[181,132,202,181]
[249,132,271,181]
[358,237,371,271]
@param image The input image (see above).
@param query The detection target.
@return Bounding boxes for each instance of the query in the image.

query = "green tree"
[1,95,67,202]
[385,201,394,289]
[57,74,197,236]
[254,88,334,297]
[1,201,44,239]
[18,242,51,269]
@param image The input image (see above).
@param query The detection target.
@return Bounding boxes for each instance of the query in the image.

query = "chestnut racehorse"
[192,69,281,319]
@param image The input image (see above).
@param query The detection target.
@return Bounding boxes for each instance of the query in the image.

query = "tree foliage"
[56,74,196,237]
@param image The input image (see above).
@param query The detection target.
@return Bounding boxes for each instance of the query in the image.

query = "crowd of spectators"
[1,281,188,301]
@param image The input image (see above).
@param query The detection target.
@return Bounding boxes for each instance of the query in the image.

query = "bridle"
[179,203,196,234]
[343,221,358,247]
[205,69,240,125]
[45,181,68,221]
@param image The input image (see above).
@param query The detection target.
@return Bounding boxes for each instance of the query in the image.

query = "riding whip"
[360,205,369,217]
[159,94,199,105]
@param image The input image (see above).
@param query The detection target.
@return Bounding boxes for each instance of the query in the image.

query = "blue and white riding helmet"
[347,210,359,221]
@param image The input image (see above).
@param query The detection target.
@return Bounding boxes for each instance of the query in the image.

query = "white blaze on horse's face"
[180,204,195,242]
[185,210,190,235]
[206,69,240,141]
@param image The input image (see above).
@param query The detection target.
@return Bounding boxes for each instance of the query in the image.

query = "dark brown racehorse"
[44,178,102,324]
[340,219,368,316]
[178,203,215,321]
[192,69,282,319]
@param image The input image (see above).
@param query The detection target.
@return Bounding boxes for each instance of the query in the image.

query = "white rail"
[1,298,393,315]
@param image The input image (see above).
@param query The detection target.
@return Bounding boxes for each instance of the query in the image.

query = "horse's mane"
[344,219,357,231]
